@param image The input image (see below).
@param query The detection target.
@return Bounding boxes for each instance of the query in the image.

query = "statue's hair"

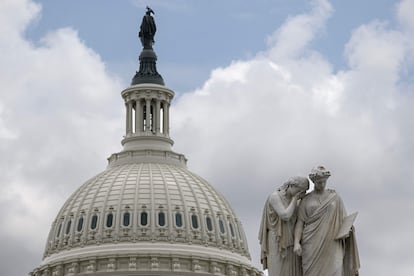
[309,165,331,181]
[278,176,309,192]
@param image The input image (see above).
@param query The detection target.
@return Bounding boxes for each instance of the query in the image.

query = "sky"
[1,0,414,275]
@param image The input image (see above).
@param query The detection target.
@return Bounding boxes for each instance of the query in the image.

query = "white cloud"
[0,0,123,272]
[171,0,414,275]
[266,0,333,61]
[397,0,414,32]
[2,0,414,275]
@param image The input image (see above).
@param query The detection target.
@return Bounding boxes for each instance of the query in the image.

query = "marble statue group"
[259,166,360,276]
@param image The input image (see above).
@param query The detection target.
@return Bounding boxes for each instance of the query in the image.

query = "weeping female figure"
[259,176,309,276]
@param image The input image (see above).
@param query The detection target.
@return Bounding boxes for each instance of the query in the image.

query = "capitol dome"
[39,161,253,275]
[31,8,260,276]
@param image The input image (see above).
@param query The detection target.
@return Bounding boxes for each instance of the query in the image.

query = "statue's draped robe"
[259,193,302,276]
[139,14,156,48]
[298,190,360,276]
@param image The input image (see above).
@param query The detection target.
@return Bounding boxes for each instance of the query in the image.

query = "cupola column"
[155,100,161,133]
[145,98,151,132]
[135,99,142,133]
[126,101,133,135]
[163,101,170,136]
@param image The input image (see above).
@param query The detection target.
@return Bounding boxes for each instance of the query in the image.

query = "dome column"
[126,101,133,136]
[135,99,143,133]
[155,99,161,133]
[163,101,170,136]
[145,98,151,132]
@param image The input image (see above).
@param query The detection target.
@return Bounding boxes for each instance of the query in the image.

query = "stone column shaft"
[135,100,142,133]
[145,98,151,132]
[163,102,170,135]
[155,100,161,133]
[126,101,133,135]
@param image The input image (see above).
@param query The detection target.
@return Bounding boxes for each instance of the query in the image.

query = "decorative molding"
[32,253,262,276]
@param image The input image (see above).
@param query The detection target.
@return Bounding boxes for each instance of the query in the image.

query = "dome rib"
[176,166,205,240]
[132,163,144,238]
[112,163,134,238]
[180,166,217,243]
[164,163,193,240]
[157,163,175,236]
[163,163,189,235]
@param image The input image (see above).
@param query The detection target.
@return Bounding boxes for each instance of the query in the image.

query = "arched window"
[206,216,213,231]
[229,222,235,237]
[219,219,225,234]
[77,217,84,232]
[56,222,62,238]
[90,215,98,230]
[123,212,131,227]
[175,213,183,227]
[65,220,72,235]
[191,214,199,229]
[158,211,166,227]
[106,213,114,228]
[140,211,148,226]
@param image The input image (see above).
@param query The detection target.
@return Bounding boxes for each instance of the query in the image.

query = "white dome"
[33,162,259,276]
[44,162,250,259]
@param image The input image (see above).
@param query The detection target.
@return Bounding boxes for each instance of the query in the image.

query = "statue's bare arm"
[294,219,304,256]
[268,192,298,221]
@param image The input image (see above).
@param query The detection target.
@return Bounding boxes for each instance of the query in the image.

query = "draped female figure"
[294,166,360,276]
[259,177,309,276]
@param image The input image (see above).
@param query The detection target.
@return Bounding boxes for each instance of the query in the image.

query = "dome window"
[77,217,84,232]
[229,222,235,237]
[106,213,114,228]
[56,222,62,238]
[90,215,98,230]
[65,220,72,235]
[158,211,166,227]
[175,213,183,227]
[206,216,213,232]
[123,212,131,227]
[219,219,226,234]
[140,211,148,226]
[191,214,199,229]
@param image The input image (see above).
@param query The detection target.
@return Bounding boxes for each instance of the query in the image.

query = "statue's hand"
[297,191,306,200]
[293,243,302,256]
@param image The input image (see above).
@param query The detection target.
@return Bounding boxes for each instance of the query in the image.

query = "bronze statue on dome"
[139,6,157,49]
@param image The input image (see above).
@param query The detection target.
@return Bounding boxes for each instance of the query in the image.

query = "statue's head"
[308,165,331,182]
[146,6,154,15]
[280,176,309,195]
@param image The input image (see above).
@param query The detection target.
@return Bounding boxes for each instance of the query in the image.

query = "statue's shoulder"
[327,188,336,194]
[268,190,282,202]
[327,189,343,201]
[299,192,313,204]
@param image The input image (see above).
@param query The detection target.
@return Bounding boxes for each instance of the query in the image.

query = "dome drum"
[32,251,260,276]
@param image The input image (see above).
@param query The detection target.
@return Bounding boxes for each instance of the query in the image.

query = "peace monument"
[259,166,360,276]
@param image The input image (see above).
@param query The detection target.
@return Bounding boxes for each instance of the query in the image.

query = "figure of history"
[293,166,360,276]
[259,176,309,276]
